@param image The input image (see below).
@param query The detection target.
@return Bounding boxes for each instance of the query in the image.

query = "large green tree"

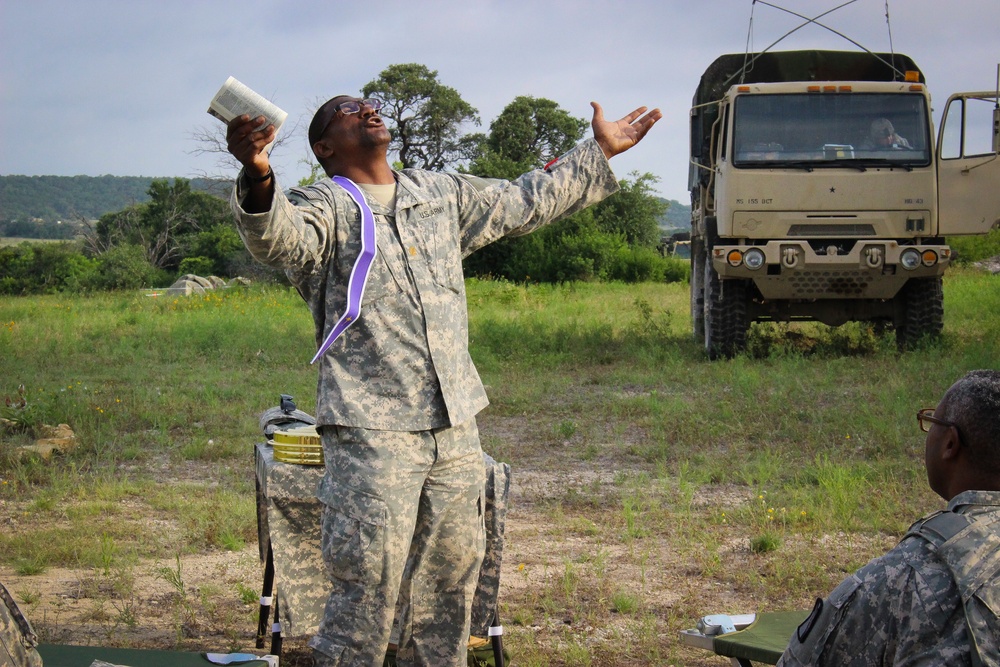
[459,97,673,283]
[462,97,590,279]
[362,63,480,171]
[93,178,233,272]
[466,96,587,180]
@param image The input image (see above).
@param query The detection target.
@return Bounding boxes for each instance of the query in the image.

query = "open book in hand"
[207,76,288,151]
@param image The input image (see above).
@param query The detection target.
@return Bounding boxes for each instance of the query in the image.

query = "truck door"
[937,91,1000,235]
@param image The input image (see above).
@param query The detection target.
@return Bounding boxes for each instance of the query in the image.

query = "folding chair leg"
[271,594,282,656]
[257,544,275,649]
[490,611,504,667]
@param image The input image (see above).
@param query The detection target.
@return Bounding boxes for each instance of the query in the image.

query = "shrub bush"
[0,241,99,294]
[183,225,249,275]
[608,246,666,282]
[463,222,689,285]
[950,227,1000,265]
[95,244,170,290]
[177,256,216,278]
[663,256,691,284]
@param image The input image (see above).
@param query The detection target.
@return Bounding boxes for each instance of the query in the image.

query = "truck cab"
[689,50,1000,357]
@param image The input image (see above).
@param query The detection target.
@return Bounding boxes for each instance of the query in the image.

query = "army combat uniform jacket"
[778,489,1000,666]
[232,138,618,431]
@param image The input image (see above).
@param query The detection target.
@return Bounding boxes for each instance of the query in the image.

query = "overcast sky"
[1,0,997,201]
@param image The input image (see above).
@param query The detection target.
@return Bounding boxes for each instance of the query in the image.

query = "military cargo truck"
[689,50,1000,357]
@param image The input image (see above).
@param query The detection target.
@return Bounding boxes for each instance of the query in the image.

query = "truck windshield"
[732,93,930,168]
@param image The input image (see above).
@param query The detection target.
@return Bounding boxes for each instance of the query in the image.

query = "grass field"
[0,269,997,665]
[0,236,69,247]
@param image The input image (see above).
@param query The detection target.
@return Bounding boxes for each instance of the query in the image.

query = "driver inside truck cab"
[865,117,911,149]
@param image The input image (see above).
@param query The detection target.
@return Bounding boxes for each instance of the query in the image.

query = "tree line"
[0,178,268,294]
[0,175,227,225]
[0,63,690,295]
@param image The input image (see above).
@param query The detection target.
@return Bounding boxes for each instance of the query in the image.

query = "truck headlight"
[900,248,921,270]
[744,248,765,270]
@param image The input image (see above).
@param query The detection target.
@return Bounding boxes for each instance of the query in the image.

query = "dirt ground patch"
[0,405,902,666]
[1,456,897,666]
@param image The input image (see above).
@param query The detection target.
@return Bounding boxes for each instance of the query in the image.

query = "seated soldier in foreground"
[778,369,1000,666]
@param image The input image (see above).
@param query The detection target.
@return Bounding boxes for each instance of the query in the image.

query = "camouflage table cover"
[255,441,326,637]
[254,442,510,639]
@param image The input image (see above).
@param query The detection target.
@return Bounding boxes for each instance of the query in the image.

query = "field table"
[253,442,511,663]
[254,441,327,642]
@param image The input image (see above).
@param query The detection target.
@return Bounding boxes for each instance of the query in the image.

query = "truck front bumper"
[711,240,950,300]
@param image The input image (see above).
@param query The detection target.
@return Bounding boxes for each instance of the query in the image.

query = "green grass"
[0,269,998,664]
[0,237,68,247]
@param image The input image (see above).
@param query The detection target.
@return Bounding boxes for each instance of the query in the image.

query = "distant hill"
[0,175,229,225]
[1,174,690,238]
[658,197,691,232]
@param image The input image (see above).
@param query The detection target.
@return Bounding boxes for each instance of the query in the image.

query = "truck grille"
[787,224,876,236]
[787,270,870,296]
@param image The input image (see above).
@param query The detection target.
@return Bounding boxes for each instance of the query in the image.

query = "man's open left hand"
[591,102,662,159]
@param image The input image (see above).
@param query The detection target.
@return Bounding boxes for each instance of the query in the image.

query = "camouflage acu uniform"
[233,138,618,667]
[777,489,1000,666]
[1,579,42,667]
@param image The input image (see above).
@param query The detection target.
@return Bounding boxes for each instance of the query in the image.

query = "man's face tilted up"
[312,96,391,159]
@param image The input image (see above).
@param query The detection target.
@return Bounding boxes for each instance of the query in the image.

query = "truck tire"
[895,277,944,351]
[704,260,749,359]
[690,237,706,341]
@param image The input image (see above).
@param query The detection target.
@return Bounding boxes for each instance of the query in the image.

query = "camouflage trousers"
[309,419,486,667]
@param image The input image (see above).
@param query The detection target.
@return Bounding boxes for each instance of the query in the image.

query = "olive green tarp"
[38,643,506,667]
[37,645,269,667]
[693,50,924,107]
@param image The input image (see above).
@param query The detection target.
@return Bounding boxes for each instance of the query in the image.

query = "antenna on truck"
[741,1,757,82]
[884,1,896,72]
[734,0,908,87]
[736,1,858,86]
